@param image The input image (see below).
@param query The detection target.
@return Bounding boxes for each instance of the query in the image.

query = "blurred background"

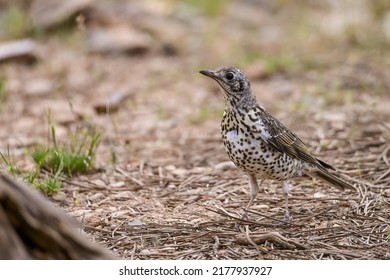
[0,0,389,259]
[0,0,389,163]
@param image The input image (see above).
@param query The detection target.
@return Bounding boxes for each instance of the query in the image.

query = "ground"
[0,0,389,259]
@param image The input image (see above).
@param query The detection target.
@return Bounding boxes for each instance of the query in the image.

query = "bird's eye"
[225,72,234,80]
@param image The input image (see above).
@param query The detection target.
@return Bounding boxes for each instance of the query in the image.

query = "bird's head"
[199,66,254,109]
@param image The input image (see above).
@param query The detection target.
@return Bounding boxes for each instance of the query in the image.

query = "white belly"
[222,129,303,180]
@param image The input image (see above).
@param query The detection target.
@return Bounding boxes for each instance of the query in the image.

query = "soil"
[0,0,389,259]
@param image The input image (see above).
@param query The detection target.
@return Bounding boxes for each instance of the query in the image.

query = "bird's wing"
[251,108,325,167]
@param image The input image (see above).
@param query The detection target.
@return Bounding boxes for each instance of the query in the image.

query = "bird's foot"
[283,214,291,223]
[240,210,249,220]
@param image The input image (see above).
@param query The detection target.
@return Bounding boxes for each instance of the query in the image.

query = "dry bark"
[0,175,116,259]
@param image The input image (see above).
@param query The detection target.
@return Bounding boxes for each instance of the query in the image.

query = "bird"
[199,66,355,222]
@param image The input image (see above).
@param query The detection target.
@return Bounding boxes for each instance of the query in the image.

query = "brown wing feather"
[261,109,330,168]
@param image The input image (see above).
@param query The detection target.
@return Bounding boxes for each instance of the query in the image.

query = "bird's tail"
[311,169,355,191]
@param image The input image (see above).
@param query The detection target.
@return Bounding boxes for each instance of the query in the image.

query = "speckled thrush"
[200,66,355,221]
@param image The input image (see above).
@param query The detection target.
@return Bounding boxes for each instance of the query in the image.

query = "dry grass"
[0,0,389,259]
[59,110,390,260]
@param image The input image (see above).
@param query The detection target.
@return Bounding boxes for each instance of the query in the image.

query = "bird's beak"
[199,69,217,79]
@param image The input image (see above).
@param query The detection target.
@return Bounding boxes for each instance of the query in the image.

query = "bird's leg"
[242,174,259,219]
[282,181,290,222]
